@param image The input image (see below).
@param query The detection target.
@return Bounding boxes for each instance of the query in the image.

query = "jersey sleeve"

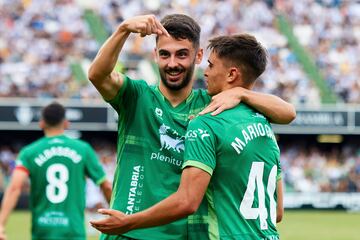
[84,143,107,185]
[15,148,31,174]
[183,117,216,176]
[107,74,148,113]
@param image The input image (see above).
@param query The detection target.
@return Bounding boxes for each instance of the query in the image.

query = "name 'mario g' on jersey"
[15,134,106,240]
[184,103,281,240]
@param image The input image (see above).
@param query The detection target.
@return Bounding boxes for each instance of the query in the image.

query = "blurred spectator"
[0,146,16,189]
[1,0,325,105]
[280,142,360,193]
[277,0,360,103]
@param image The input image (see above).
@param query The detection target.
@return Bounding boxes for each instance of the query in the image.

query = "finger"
[89,219,104,225]
[91,224,118,234]
[198,107,210,115]
[211,106,225,116]
[148,24,154,35]
[97,208,113,215]
[147,16,158,34]
[91,225,111,233]
[90,217,111,226]
[91,222,110,229]
[199,102,218,115]
[155,20,170,37]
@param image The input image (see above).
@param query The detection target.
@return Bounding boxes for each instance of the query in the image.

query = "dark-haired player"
[0,102,112,240]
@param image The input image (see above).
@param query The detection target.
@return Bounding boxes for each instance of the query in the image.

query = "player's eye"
[159,51,170,58]
[177,51,188,58]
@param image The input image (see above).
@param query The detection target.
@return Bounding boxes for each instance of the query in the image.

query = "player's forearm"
[100,180,112,204]
[88,24,130,84]
[242,89,296,124]
[0,186,22,226]
[276,180,284,223]
[127,193,197,231]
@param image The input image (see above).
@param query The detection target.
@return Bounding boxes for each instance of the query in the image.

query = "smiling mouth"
[166,70,183,81]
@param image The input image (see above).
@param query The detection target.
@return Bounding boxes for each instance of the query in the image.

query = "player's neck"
[159,84,193,107]
[44,128,65,137]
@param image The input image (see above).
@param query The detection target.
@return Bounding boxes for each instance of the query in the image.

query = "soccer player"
[88,14,293,240]
[0,102,112,240]
[91,34,284,240]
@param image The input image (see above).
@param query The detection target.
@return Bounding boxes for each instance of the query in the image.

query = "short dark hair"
[157,14,201,49]
[42,102,65,126]
[208,34,267,85]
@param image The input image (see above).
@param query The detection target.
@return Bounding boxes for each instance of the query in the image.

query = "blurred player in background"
[86,148,116,237]
[88,13,294,240]
[0,102,112,240]
[91,33,284,240]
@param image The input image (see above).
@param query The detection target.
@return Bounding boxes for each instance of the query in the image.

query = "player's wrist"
[239,87,249,102]
[116,22,131,35]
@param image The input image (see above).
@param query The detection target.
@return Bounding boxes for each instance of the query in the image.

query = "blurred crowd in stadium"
[1,0,359,104]
[1,141,360,194]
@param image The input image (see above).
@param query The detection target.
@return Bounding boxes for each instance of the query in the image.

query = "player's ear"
[63,119,70,129]
[39,119,45,130]
[227,67,240,83]
[195,48,203,64]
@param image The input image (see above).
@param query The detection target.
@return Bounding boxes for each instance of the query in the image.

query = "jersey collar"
[154,86,195,108]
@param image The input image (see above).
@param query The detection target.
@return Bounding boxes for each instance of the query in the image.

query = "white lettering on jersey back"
[231,123,277,155]
[34,146,82,167]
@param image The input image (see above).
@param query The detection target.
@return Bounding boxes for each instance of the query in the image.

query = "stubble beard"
[159,63,196,91]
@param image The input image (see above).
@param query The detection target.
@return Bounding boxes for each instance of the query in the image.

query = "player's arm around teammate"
[90,33,287,236]
[200,87,296,124]
[88,14,295,123]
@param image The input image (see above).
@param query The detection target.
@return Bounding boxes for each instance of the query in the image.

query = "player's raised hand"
[121,15,170,37]
[90,208,130,235]
[199,87,243,116]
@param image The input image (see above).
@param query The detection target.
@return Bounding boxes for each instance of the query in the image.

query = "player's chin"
[165,79,186,90]
[207,88,216,96]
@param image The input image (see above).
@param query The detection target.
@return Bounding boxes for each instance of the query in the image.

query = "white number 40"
[240,162,277,230]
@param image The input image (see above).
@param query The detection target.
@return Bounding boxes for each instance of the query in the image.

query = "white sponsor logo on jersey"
[159,124,185,153]
[186,128,210,141]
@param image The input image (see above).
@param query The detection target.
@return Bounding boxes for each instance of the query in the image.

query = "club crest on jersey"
[158,124,185,153]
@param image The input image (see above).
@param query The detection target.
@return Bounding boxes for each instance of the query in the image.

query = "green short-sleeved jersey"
[183,104,281,240]
[101,76,210,240]
[15,135,106,240]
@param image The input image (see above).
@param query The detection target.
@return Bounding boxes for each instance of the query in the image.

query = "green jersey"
[184,104,281,240]
[102,76,210,240]
[15,135,106,240]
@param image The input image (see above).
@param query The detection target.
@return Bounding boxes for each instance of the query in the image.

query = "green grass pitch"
[5,210,360,239]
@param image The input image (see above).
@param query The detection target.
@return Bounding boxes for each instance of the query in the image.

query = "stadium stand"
[0,0,323,105]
